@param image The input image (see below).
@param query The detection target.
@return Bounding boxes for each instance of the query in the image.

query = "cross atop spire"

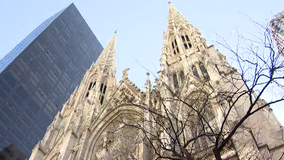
[92,32,116,77]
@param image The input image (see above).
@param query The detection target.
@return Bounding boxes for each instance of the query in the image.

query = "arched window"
[173,73,179,89]
[181,36,188,49]
[100,83,104,92]
[185,35,192,48]
[185,92,211,151]
[171,39,180,55]
[153,99,157,109]
[191,123,200,151]
[181,34,192,50]
[99,83,107,105]
[180,71,185,83]
[100,96,104,105]
[88,82,93,90]
[103,85,107,94]
[86,81,96,98]
[192,65,199,78]
[193,117,210,151]
[199,62,210,80]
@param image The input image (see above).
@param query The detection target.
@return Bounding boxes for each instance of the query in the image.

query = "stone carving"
[122,68,130,80]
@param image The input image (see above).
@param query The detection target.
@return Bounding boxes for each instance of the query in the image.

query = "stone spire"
[161,3,208,68]
[67,32,117,108]
[92,31,116,78]
[167,2,191,32]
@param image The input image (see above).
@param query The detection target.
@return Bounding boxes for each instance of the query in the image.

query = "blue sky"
[1,0,284,124]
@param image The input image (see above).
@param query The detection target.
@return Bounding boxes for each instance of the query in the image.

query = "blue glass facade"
[0,7,66,74]
[0,3,103,159]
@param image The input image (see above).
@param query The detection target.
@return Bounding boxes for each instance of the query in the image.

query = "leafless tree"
[115,17,284,160]
[210,16,284,159]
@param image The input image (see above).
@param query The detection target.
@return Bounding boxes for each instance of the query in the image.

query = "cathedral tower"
[160,3,210,93]
[157,3,284,160]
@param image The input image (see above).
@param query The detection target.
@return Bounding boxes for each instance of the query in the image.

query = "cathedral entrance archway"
[84,104,146,160]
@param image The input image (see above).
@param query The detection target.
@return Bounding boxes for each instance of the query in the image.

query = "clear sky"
[1,0,284,124]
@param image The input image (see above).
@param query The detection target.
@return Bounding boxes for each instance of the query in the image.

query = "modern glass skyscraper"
[0,3,103,159]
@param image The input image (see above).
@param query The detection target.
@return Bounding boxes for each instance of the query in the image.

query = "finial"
[145,72,151,89]
[168,1,171,4]
[146,72,150,81]
[114,30,117,34]
[123,68,130,80]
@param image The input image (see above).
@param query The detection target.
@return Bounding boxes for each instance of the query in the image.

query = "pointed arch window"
[173,73,179,89]
[204,107,218,145]
[185,92,213,151]
[88,82,93,90]
[199,62,210,80]
[171,39,180,55]
[180,71,185,84]
[192,65,199,78]
[181,36,188,49]
[100,96,104,105]
[181,34,192,50]
[99,83,107,105]
[192,115,212,151]
[191,123,201,151]
[103,85,107,94]
[86,81,96,98]
[100,83,104,92]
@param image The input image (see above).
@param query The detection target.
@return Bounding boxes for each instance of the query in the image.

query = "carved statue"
[122,68,130,80]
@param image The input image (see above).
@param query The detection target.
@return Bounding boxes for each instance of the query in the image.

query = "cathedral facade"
[29,3,284,160]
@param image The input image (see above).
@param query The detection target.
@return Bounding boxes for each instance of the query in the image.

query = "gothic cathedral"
[30,3,284,160]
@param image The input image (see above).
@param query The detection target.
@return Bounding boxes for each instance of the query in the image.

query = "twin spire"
[91,3,193,76]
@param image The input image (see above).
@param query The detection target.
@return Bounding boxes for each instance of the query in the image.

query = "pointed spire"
[167,2,188,32]
[145,72,151,103]
[146,72,151,87]
[92,32,116,77]
[161,3,207,69]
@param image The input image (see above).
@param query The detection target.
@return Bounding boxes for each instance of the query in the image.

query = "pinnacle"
[146,72,150,81]
[167,2,189,31]
[92,32,116,77]
[168,2,177,13]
